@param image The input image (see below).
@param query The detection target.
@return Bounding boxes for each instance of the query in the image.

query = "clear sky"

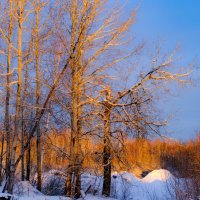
[127,0,200,140]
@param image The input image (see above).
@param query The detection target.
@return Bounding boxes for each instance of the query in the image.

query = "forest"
[0,0,198,200]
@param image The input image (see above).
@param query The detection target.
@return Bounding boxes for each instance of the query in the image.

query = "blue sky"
[127,0,200,140]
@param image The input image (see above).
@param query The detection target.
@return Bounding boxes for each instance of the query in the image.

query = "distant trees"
[0,0,190,199]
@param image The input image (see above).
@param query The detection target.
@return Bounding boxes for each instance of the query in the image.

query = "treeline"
[0,0,189,198]
[126,136,200,179]
[9,131,200,180]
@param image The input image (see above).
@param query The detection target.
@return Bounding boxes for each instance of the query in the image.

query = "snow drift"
[0,169,176,200]
[142,169,173,183]
[80,169,175,200]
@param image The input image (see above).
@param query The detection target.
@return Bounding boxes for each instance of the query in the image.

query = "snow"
[142,169,173,183]
[13,181,43,197]
[112,169,174,200]
[81,169,175,200]
[41,170,66,195]
[0,193,13,198]
[79,195,116,200]
[0,169,178,200]
[12,181,70,200]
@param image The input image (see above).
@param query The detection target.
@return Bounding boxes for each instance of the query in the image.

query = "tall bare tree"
[0,0,14,184]
[97,52,189,196]
[8,0,24,192]
[5,0,13,181]
[34,0,42,191]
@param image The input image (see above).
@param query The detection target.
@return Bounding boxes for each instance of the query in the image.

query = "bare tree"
[49,1,138,198]
[5,0,13,181]
[97,51,189,196]
[8,0,24,192]
[0,0,14,184]
[34,0,42,191]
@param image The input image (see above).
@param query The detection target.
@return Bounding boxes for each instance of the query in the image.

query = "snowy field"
[0,169,188,200]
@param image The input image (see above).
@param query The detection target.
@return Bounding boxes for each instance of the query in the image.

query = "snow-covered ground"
[0,169,181,200]
[81,169,174,200]
[0,181,71,200]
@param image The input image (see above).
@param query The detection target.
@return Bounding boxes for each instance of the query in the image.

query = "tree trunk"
[65,20,84,196]
[66,67,78,197]
[21,64,29,181]
[65,2,82,196]
[102,143,111,196]
[26,141,31,181]
[102,90,112,197]
[66,100,82,198]
[66,65,82,198]
[35,0,42,191]
[21,109,25,181]
[0,135,5,185]
[36,127,42,191]
[7,0,23,193]
[23,63,30,182]
[5,0,13,181]
[74,69,83,198]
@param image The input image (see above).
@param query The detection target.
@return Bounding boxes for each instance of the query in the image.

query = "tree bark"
[0,135,5,185]
[21,64,29,181]
[66,86,82,198]
[65,4,84,194]
[65,1,82,197]
[66,66,81,198]
[26,140,31,181]
[5,0,13,181]
[21,109,25,181]
[8,0,23,193]
[35,0,42,191]
[102,101,112,197]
